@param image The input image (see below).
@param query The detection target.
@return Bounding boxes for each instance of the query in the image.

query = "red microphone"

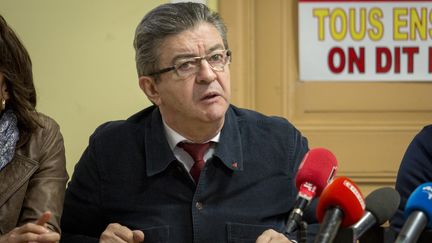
[314,176,365,243]
[286,148,338,233]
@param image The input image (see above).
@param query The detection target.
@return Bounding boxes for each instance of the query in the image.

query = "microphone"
[351,187,400,241]
[285,148,338,234]
[314,176,365,243]
[395,182,432,243]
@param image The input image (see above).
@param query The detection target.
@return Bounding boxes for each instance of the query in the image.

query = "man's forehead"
[158,24,224,61]
[172,43,224,56]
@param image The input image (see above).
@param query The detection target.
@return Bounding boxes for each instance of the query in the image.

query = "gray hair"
[133,2,228,78]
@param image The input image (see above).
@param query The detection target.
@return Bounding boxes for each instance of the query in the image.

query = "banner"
[298,0,432,81]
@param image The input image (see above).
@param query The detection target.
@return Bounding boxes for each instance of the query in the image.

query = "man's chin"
[201,104,229,122]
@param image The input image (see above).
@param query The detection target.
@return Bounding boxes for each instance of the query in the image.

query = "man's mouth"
[202,92,220,100]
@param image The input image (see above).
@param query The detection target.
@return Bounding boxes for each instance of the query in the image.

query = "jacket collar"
[145,107,177,177]
[144,106,243,177]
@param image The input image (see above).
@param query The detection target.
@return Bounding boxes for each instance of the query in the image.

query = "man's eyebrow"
[171,44,225,63]
[172,53,197,64]
[208,44,225,52]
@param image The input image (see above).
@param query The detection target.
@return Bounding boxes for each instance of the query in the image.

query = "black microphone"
[285,148,338,234]
[395,182,432,243]
[351,187,400,241]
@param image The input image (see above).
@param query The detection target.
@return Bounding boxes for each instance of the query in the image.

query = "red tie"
[179,142,212,183]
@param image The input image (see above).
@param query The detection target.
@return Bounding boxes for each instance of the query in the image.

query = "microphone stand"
[298,221,308,243]
[286,216,308,243]
[286,198,309,233]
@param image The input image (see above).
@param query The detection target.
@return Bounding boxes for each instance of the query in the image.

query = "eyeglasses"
[148,49,231,78]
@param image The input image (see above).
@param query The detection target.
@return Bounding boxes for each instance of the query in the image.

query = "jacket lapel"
[214,106,244,171]
[0,154,38,206]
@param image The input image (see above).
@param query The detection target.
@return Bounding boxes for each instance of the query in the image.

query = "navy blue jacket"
[391,125,432,231]
[61,105,317,243]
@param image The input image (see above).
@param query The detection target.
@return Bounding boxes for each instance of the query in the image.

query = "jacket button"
[195,201,203,210]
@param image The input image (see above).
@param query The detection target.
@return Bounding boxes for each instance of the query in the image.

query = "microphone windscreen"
[295,148,338,197]
[405,182,432,228]
[365,187,400,225]
[317,176,365,227]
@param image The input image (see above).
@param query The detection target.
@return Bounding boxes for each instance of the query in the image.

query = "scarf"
[0,109,19,171]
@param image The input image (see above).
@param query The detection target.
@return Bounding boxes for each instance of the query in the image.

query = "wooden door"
[219,0,432,195]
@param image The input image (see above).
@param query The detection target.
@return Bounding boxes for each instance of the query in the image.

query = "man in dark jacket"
[391,125,432,231]
[61,2,316,243]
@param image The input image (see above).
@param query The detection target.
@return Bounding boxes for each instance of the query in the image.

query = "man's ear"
[139,76,161,105]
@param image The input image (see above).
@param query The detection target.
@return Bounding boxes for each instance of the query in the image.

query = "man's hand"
[256,229,293,243]
[0,211,60,243]
[100,223,145,243]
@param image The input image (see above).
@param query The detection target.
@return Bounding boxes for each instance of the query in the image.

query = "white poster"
[299,0,432,81]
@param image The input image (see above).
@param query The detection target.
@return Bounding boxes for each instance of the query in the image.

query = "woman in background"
[0,15,68,242]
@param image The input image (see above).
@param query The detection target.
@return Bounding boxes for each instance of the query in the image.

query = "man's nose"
[196,59,217,84]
